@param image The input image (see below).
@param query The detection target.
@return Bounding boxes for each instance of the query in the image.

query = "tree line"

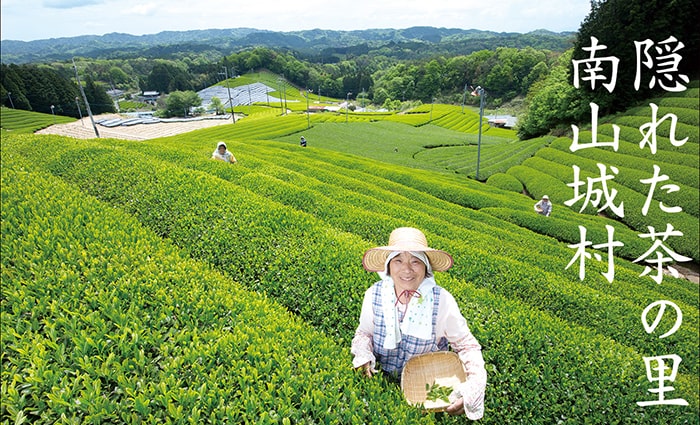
[1,46,560,119]
[518,0,699,138]
[2,0,697,139]
[1,63,116,117]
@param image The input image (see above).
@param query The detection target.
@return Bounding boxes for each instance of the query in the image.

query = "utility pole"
[474,86,485,180]
[345,92,352,123]
[219,66,235,123]
[461,83,468,113]
[283,81,288,115]
[247,82,252,115]
[72,59,100,138]
[7,92,15,108]
[75,97,84,126]
[277,78,284,114]
[305,88,313,129]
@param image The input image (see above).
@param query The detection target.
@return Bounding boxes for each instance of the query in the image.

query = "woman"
[211,141,237,164]
[351,227,487,419]
[534,195,552,216]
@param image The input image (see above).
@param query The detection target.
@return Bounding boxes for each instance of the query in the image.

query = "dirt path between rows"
[35,113,235,141]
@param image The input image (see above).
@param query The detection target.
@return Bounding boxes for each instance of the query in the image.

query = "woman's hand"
[359,362,374,378]
[445,396,465,416]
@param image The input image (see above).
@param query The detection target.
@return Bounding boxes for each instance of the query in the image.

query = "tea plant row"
[507,88,699,260]
[3,131,697,423]
[1,151,426,424]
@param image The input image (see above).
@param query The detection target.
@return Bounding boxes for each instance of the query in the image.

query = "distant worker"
[534,195,552,217]
[212,141,237,164]
[300,136,307,147]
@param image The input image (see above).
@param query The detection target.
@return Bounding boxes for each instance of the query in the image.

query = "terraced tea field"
[1,84,698,424]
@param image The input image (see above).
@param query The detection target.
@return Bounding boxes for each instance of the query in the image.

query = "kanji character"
[634,224,693,284]
[565,163,625,217]
[637,354,688,406]
[570,102,620,152]
[572,37,620,93]
[634,36,690,92]
[565,225,623,283]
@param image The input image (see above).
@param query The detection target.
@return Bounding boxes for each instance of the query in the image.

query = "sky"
[1,0,592,42]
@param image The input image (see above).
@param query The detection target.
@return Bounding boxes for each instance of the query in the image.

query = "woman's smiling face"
[388,251,426,289]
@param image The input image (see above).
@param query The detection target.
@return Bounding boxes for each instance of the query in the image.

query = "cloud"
[128,1,161,16]
[2,0,590,41]
[43,0,103,9]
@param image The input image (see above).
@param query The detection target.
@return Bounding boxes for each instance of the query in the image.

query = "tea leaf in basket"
[425,382,452,403]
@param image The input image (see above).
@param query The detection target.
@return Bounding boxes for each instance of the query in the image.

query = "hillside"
[2,79,699,423]
[0,26,575,63]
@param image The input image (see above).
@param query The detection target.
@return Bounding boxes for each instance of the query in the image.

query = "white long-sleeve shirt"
[351,283,487,420]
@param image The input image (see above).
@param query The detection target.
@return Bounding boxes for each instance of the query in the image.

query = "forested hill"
[1,27,575,64]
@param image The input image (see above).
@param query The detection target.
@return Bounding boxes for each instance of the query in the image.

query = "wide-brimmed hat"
[362,227,453,272]
[541,195,549,200]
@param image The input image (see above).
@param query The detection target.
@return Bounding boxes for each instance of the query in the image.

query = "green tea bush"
[611,116,699,145]
[520,156,699,260]
[535,147,699,217]
[507,164,589,211]
[624,105,699,127]
[486,172,523,193]
[550,134,700,188]
[385,112,432,126]
[200,113,310,141]
[2,83,698,423]
[0,107,75,133]
[432,109,482,133]
[204,139,671,271]
[455,278,696,425]
[482,205,684,275]
[655,96,700,109]
[565,123,697,166]
[0,153,426,424]
[462,138,547,179]
[7,133,697,373]
[221,137,696,272]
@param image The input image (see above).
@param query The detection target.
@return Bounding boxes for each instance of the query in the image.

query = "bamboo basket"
[401,351,466,412]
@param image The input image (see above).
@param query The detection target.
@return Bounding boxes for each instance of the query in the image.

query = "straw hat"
[362,227,453,272]
[542,195,549,200]
[401,351,466,412]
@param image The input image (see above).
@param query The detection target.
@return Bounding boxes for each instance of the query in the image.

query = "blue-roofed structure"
[197,83,285,110]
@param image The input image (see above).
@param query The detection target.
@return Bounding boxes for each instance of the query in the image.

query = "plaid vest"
[371,281,448,376]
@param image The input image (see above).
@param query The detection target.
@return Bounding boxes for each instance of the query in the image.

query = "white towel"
[381,276,436,349]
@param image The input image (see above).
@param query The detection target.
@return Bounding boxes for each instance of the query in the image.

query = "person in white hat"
[534,195,552,217]
[211,141,237,164]
[351,227,487,419]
